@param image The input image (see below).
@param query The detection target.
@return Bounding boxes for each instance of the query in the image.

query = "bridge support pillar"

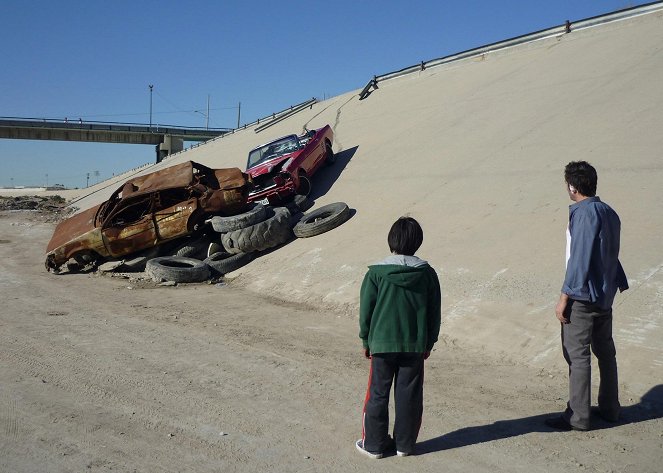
[156,134,184,163]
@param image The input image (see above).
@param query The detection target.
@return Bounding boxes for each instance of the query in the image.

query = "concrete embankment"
[23,10,663,393]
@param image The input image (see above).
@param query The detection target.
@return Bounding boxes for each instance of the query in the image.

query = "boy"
[356,216,441,458]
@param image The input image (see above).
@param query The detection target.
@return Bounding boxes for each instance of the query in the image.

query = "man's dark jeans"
[562,300,620,429]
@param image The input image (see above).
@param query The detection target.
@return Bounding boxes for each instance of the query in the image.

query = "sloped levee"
[70,9,663,393]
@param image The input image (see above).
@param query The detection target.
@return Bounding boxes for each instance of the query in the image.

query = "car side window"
[105,196,152,227]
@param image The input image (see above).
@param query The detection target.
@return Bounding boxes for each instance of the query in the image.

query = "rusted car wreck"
[45,161,252,272]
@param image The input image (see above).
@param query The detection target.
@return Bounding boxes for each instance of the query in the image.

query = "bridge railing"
[0,116,230,137]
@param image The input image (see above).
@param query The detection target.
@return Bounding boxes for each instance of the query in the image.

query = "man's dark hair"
[565,161,597,197]
[388,216,423,256]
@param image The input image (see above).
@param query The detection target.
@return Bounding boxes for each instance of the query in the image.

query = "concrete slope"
[64,10,663,391]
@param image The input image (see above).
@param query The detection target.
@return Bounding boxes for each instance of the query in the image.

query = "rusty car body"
[245,125,334,205]
[45,161,252,272]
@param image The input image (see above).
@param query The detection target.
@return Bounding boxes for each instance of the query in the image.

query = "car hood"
[46,204,101,253]
[247,153,298,177]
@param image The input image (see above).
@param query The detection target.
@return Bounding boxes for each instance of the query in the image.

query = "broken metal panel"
[153,198,198,242]
[45,226,107,271]
[45,205,100,253]
[102,214,158,258]
[121,161,196,198]
[214,167,252,191]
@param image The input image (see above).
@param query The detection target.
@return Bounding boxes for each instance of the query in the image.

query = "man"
[546,161,628,431]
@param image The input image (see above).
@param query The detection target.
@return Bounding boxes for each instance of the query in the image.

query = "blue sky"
[0,0,642,188]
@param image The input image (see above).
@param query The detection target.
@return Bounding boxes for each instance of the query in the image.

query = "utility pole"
[237,102,241,128]
[86,173,90,188]
[206,94,210,130]
[149,84,154,130]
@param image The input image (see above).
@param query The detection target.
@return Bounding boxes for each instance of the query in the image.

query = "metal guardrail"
[223,97,318,134]
[359,1,663,100]
[254,98,317,133]
[161,97,319,160]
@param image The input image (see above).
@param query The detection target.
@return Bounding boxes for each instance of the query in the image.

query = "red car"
[246,125,335,205]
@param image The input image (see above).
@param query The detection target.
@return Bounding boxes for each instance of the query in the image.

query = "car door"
[101,195,158,257]
[153,196,198,242]
[304,132,325,173]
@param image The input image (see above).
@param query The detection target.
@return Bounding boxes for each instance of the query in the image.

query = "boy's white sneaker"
[355,439,383,459]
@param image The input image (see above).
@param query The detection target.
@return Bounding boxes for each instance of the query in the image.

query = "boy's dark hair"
[564,161,597,197]
[388,217,423,256]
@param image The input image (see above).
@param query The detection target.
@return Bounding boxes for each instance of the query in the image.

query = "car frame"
[245,125,334,205]
[45,160,252,272]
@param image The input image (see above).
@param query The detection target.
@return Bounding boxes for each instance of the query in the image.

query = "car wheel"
[73,250,100,266]
[221,207,292,254]
[325,143,336,165]
[204,251,255,276]
[209,204,267,233]
[297,174,312,197]
[65,250,101,272]
[293,202,350,238]
[145,256,210,283]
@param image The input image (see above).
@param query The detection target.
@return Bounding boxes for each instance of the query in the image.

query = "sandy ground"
[1,211,661,473]
[2,9,663,473]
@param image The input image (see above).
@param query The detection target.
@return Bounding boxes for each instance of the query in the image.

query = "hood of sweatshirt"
[368,254,431,288]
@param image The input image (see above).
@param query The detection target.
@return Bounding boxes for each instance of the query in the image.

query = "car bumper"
[247,182,296,205]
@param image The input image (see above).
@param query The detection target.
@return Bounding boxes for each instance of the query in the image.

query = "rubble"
[0,195,73,222]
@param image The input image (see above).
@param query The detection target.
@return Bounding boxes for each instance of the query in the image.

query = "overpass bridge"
[0,117,230,162]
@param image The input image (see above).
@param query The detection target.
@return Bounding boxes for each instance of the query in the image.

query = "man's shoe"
[396,450,410,457]
[355,439,383,459]
[545,416,588,431]
[591,406,619,423]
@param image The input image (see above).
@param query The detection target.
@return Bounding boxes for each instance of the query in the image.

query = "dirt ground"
[0,210,661,473]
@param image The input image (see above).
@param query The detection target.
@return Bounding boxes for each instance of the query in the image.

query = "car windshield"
[247,135,300,169]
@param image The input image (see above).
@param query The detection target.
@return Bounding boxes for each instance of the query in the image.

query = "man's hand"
[555,293,570,324]
[363,348,371,359]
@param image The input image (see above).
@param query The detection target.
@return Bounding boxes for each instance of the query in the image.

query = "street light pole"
[149,84,154,130]
[206,94,210,130]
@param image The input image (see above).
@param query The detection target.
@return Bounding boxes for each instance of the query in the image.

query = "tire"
[221,207,292,254]
[145,256,210,283]
[173,234,212,260]
[325,143,336,165]
[210,204,267,233]
[204,251,255,276]
[207,241,223,258]
[293,202,350,238]
[285,194,313,214]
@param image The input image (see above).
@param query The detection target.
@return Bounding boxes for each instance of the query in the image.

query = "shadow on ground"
[417,384,663,454]
[309,146,358,201]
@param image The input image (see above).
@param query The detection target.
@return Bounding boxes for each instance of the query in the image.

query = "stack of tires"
[145,196,351,283]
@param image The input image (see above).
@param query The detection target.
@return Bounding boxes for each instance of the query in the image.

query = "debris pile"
[0,195,72,222]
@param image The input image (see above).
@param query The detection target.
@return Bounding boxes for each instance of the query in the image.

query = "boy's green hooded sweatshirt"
[359,255,441,354]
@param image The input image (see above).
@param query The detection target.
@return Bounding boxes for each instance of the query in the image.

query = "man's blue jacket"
[563,196,628,310]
